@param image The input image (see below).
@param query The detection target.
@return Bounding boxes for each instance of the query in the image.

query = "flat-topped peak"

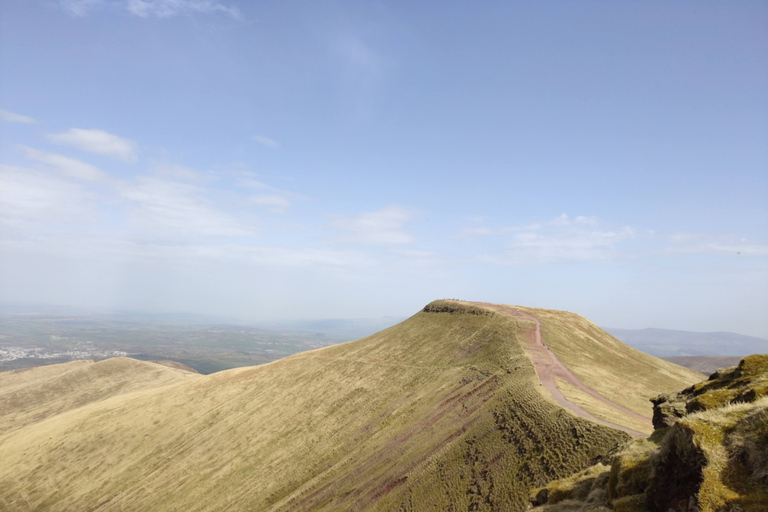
[422,299,496,316]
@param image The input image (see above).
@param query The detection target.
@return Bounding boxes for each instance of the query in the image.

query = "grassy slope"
[0,301,701,511]
[0,357,200,434]
[518,306,703,423]
[531,354,768,512]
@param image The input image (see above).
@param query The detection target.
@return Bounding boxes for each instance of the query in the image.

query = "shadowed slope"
[0,301,702,511]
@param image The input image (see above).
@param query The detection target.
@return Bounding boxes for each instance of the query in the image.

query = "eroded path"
[473,302,651,439]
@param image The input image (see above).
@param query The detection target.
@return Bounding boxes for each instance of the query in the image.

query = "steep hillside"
[530,354,768,512]
[512,305,704,433]
[0,301,702,511]
[0,357,200,434]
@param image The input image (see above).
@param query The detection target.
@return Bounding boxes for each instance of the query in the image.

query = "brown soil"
[472,302,651,439]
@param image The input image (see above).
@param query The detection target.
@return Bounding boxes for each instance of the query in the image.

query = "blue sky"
[1,0,767,336]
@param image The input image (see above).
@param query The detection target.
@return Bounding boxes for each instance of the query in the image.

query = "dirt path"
[472,302,650,439]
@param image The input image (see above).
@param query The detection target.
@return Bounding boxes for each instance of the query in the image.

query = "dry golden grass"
[531,354,768,512]
[656,397,768,512]
[0,357,199,434]
[554,378,653,435]
[530,463,611,508]
[0,301,706,511]
[515,306,704,418]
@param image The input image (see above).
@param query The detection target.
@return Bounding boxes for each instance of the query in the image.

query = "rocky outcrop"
[650,354,768,430]
[530,354,768,512]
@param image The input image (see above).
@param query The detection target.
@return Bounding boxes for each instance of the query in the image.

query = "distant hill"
[661,355,743,375]
[0,301,701,511]
[0,358,199,435]
[604,327,768,357]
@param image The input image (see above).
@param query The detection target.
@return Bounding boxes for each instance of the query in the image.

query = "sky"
[0,1,767,337]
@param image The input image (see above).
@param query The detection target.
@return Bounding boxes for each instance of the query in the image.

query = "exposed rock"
[644,423,705,512]
[531,354,768,512]
[650,392,687,429]
[650,354,768,424]
[530,487,549,506]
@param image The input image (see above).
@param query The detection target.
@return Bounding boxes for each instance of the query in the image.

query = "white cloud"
[665,235,768,257]
[472,214,636,264]
[237,173,271,190]
[574,215,598,226]
[236,172,302,213]
[58,0,240,18]
[459,226,494,238]
[0,109,37,124]
[458,221,540,240]
[330,206,415,246]
[667,233,702,244]
[190,244,375,267]
[149,160,204,182]
[336,37,382,77]
[0,164,95,230]
[505,226,635,263]
[58,0,104,16]
[48,128,138,162]
[332,36,387,118]
[21,146,109,183]
[251,195,291,214]
[253,135,279,148]
[552,212,570,227]
[127,0,241,18]
[120,177,253,238]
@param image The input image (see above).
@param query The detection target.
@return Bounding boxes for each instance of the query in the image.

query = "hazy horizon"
[1,2,767,338]
[2,299,768,343]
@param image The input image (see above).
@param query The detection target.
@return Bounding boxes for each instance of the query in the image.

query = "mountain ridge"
[0,300,703,511]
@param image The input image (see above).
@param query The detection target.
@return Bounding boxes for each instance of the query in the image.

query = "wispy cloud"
[120,177,253,237]
[332,36,387,118]
[0,109,37,124]
[458,222,541,240]
[251,195,291,214]
[127,0,240,18]
[665,234,768,257]
[187,244,376,267]
[58,0,241,19]
[503,226,635,263]
[330,206,415,246]
[253,135,279,148]
[336,37,382,78]
[0,164,96,230]
[58,0,103,17]
[21,146,109,183]
[472,213,636,264]
[149,160,205,182]
[48,128,138,162]
[236,171,301,213]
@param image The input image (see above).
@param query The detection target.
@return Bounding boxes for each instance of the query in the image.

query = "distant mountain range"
[604,327,768,357]
[660,356,744,375]
[255,316,405,341]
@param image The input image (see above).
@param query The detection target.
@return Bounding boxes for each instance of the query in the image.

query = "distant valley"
[0,313,401,374]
